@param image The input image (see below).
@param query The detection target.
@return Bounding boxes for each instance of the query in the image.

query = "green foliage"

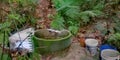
[0,51,41,60]
[50,14,65,30]
[0,21,11,30]
[93,1,105,10]
[105,0,120,5]
[30,52,41,60]
[8,13,20,20]
[0,1,38,59]
[107,33,120,50]
[51,0,105,34]
[0,53,10,60]
[80,10,103,25]
[104,0,120,17]
[68,26,79,35]
[16,53,41,60]
[0,0,38,32]
[0,0,8,3]
[15,0,37,6]
[112,16,120,33]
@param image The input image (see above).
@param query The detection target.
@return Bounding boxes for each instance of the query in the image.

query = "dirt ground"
[51,42,98,60]
[41,41,99,60]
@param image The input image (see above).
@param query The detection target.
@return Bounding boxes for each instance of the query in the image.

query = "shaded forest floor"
[0,0,119,60]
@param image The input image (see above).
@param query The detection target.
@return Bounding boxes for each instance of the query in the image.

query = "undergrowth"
[0,0,41,60]
[0,0,37,32]
[51,0,105,35]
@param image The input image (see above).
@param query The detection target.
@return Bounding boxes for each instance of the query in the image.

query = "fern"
[80,12,90,24]
[50,14,65,30]
[112,16,120,33]
[0,21,11,32]
[80,10,103,24]
[51,0,105,34]
[93,0,105,10]
[52,0,80,17]
[0,22,11,29]
[0,0,38,34]
[68,26,79,35]
[65,8,80,19]
[107,33,120,50]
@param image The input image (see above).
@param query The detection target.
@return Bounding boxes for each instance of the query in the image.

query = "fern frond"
[52,0,71,11]
[0,21,11,32]
[65,7,80,19]
[92,10,104,16]
[50,14,65,30]
[8,13,20,20]
[68,26,79,35]
[80,14,90,24]
[93,0,105,10]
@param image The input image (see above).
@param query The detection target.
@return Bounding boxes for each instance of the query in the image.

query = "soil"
[41,42,99,60]
[35,0,56,29]
[51,42,98,60]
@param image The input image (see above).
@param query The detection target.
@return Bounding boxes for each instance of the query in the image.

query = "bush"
[51,0,105,35]
[107,33,120,51]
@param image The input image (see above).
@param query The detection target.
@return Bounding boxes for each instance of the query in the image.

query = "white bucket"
[85,39,98,56]
[101,49,120,60]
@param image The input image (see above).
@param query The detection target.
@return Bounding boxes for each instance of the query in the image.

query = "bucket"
[85,39,98,56]
[101,49,120,60]
[100,44,117,52]
[99,44,117,60]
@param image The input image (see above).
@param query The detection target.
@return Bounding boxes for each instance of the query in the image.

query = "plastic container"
[85,39,98,56]
[99,44,117,60]
[100,44,117,51]
[101,49,120,60]
[32,29,72,54]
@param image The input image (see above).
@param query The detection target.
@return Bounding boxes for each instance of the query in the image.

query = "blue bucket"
[99,44,117,60]
[100,44,117,52]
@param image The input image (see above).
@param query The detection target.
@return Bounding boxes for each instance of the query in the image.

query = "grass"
[0,32,4,53]
[0,33,4,42]
[0,33,8,60]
